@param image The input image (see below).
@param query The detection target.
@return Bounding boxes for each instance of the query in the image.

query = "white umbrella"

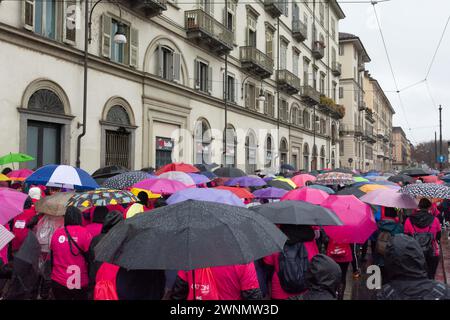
[158,171,196,186]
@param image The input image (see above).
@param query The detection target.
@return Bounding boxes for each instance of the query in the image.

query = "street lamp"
[76,0,127,168]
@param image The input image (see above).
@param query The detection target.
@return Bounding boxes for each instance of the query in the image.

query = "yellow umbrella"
[130,187,161,199]
[125,203,144,219]
[0,174,10,182]
[274,177,297,189]
[359,184,388,193]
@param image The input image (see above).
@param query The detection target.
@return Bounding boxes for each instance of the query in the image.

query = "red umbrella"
[281,187,329,205]
[7,169,34,181]
[322,195,377,244]
[214,186,254,200]
[155,163,199,175]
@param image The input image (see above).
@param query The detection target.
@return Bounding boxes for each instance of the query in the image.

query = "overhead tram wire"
[425,15,450,81]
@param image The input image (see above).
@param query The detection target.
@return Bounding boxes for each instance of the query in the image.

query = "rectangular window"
[280,42,287,70]
[293,51,299,76]
[264,92,274,116]
[266,29,273,59]
[247,14,257,47]
[227,75,235,102]
[246,83,256,110]
[34,0,57,40]
[303,61,309,86]
[333,82,337,101]
[339,45,344,56]
[195,60,211,93]
[313,68,318,90]
[320,74,325,94]
[339,87,344,99]
[111,19,130,64]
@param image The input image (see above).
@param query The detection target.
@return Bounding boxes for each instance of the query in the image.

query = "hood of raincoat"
[384,234,428,281]
[378,220,404,235]
[304,254,341,299]
[409,209,434,228]
[101,210,124,234]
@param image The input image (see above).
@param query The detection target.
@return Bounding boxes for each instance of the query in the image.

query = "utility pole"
[439,105,443,170]
[223,0,228,168]
[276,16,280,171]
[435,131,438,169]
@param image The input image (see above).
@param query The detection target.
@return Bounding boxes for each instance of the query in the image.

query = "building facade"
[392,126,411,170]
[0,0,345,174]
[363,71,395,171]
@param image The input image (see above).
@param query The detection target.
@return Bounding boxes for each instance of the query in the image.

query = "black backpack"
[412,225,435,260]
[278,242,309,293]
[378,282,448,300]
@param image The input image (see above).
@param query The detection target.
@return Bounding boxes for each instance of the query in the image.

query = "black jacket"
[377,234,450,300]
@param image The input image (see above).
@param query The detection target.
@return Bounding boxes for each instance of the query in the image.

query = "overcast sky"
[339,0,450,145]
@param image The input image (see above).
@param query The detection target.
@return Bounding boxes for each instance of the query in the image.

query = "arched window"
[194,118,212,165]
[280,138,288,166]
[331,122,337,145]
[106,105,131,125]
[303,109,310,129]
[245,130,257,174]
[224,124,237,167]
[28,89,65,114]
[312,145,318,170]
[320,146,326,170]
[331,151,336,169]
[265,135,273,168]
[303,143,310,172]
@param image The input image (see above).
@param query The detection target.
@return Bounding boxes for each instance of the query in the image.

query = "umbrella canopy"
[315,172,355,186]
[280,164,295,171]
[252,187,288,199]
[0,224,15,251]
[25,165,98,190]
[308,170,320,177]
[0,153,34,165]
[132,178,190,195]
[322,195,377,244]
[281,187,329,205]
[94,200,287,270]
[308,184,336,194]
[359,189,418,209]
[442,174,450,183]
[359,184,388,193]
[224,176,266,187]
[199,171,218,180]
[156,163,199,175]
[213,167,247,178]
[102,171,151,190]
[366,176,389,182]
[329,168,355,175]
[7,169,34,181]
[399,183,450,199]
[167,188,244,207]
[0,174,10,182]
[194,163,219,172]
[0,188,29,225]
[158,171,195,186]
[66,189,139,210]
[336,186,366,198]
[92,165,129,179]
[388,174,415,184]
[214,186,254,199]
[364,171,380,177]
[354,177,369,183]
[263,176,276,182]
[400,168,430,177]
[130,188,161,199]
[422,175,440,183]
[187,173,210,185]
[35,192,76,216]
[291,174,316,187]
[267,179,295,191]
[250,200,342,226]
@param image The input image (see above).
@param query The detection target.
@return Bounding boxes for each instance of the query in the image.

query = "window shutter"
[208,66,213,94]
[245,83,249,107]
[23,0,35,31]
[173,52,181,82]
[194,60,199,89]
[222,72,226,100]
[223,7,227,27]
[245,26,249,46]
[129,28,139,68]
[235,78,238,103]
[101,14,112,58]
[63,0,77,45]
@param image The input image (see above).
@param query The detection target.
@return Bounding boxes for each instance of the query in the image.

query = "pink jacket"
[404,217,441,256]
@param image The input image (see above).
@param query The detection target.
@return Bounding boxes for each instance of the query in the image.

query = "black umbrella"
[94,200,287,270]
[281,164,295,171]
[250,200,343,226]
[308,170,320,177]
[92,165,129,179]
[195,163,219,172]
[399,168,430,177]
[267,179,295,191]
[140,167,155,174]
[336,186,366,198]
[388,174,415,184]
[213,167,247,178]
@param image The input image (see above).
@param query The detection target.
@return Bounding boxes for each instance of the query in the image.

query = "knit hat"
[28,187,42,200]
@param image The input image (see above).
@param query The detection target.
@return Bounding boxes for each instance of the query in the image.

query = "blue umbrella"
[25,164,98,190]
[253,187,288,199]
[308,184,335,194]
[365,171,380,177]
[167,188,244,207]
[352,181,376,188]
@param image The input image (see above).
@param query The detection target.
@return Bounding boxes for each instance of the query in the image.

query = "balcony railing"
[312,41,325,59]
[301,85,321,105]
[339,124,363,136]
[185,9,233,55]
[276,69,301,95]
[292,20,307,42]
[365,129,376,143]
[240,46,274,79]
[264,0,283,18]
[358,100,366,111]
[365,108,375,123]
[331,61,342,76]
[128,0,167,17]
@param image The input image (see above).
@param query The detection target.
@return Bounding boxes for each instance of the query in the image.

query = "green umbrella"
[0,153,34,166]
[354,176,369,183]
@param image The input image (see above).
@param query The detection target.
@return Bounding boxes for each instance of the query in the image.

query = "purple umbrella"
[253,187,288,199]
[187,173,210,185]
[167,188,244,207]
[359,189,418,209]
[263,176,275,182]
[0,188,28,225]
[225,176,267,187]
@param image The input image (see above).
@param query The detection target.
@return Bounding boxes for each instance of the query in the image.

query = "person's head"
[28,187,42,201]
[305,180,313,186]
[1,168,12,175]
[10,182,22,191]
[64,206,82,227]
[137,191,149,206]
[418,198,432,210]
[305,254,342,297]
[101,210,124,234]
[23,196,33,210]
[384,207,398,219]
[92,206,108,224]
[384,234,428,281]
[280,224,315,245]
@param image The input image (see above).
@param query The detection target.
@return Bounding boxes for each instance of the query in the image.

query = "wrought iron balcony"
[354,125,363,136]
[331,61,342,76]
[264,0,283,18]
[128,0,167,17]
[365,130,376,144]
[185,9,233,55]
[240,46,274,79]
[377,130,384,139]
[339,124,363,137]
[276,69,301,95]
[292,20,307,42]
[365,108,375,123]
[312,41,325,59]
[301,85,321,105]
[358,100,366,111]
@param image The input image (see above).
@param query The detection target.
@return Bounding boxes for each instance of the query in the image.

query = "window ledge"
[17,107,75,120]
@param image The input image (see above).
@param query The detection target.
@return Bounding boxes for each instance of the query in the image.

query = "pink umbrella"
[7,169,34,181]
[132,178,190,195]
[359,189,418,209]
[291,174,316,187]
[322,195,377,244]
[0,188,29,225]
[281,187,329,205]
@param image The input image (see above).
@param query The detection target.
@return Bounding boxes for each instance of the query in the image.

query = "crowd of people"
[1,165,450,301]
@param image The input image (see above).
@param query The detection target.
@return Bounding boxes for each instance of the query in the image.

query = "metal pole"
[276,17,280,170]
[435,131,438,169]
[76,0,89,168]
[440,105,443,170]
[223,0,228,168]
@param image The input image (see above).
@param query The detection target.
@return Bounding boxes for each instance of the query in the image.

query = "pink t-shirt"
[326,239,353,263]
[263,241,319,300]
[404,217,441,256]
[86,223,102,238]
[50,225,92,288]
[179,262,260,300]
